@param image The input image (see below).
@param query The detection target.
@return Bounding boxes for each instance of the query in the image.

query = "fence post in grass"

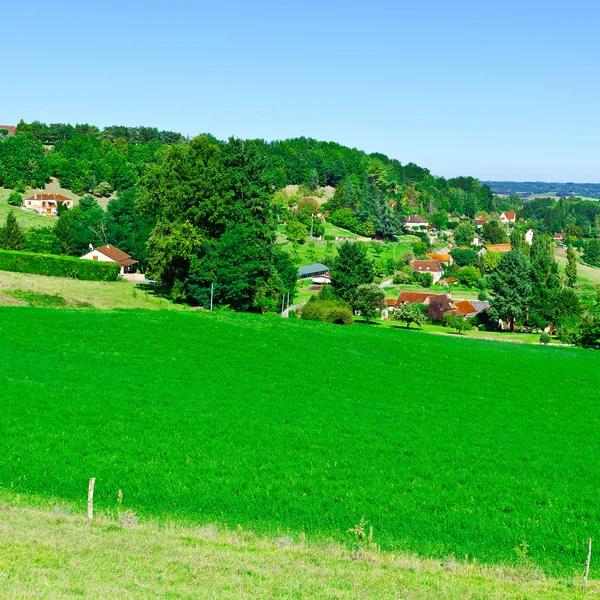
[584,538,592,590]
[87,477,96,522]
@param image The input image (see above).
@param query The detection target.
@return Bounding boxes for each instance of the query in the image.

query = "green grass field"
[0,307,599,579]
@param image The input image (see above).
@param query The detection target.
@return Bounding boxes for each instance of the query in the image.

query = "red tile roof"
[501,211,516,220]
[24,193,72,201]
[396,292,437,305]
[426,253,451,262]
[453,300,477,316]
[485,244,511,253]
[0,125,15,136]
[94,245,137,265]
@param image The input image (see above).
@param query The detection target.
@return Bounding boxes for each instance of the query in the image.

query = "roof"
[474,217,487,224]
[411,260,444,273]
[553,232,565,239]
[385,298,397,306]
[485,244,511,253]
[426,253,451,262]
[298,263,329,277]
[453,300,477,316]
[0,125,15,136]
[396,292,437,305]
[405,215,429,224]
[94,244,134,265]
[501,211,516,220]
[441,277,457,283]
[24,193,72,201]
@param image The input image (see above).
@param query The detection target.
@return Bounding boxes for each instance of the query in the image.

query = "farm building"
[298,263,329,280]
[80,244,138,274]
[499,211,516,224]
[24,193,74,216]
[411,259,445,283]
[404,215,429,229]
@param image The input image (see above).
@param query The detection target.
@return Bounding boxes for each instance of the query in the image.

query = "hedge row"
[0,249,121,281]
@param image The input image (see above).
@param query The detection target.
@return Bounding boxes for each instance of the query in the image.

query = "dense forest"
[487,181,600,199]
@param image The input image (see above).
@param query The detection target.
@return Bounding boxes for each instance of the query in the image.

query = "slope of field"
[0,271,183,310]
[0,499,591,599]
[0,307,599,579]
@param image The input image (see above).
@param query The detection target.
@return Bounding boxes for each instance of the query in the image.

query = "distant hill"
[486,181,600,199]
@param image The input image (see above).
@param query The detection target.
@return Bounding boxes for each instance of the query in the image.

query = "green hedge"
[0,249,121,281]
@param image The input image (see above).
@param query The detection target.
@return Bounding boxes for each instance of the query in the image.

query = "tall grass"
[0,307,598,576]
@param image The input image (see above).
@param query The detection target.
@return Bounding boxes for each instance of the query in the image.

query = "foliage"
[528,235,562,329]
[23,226,62,254]
[450,316,472,334]
[450,247,477,267]
[479,250,502,273]
[301,297,354,325]
[489,250,531,331]
[330,242,375,308]
[354,284,385,323]
[0,249,120,280]
[539,332,551,345]
[7,191,22,206]
[426,296,450,322]
[0,211,25,250]
[482,221,508,245]
[583,239,600,267]
[286,220,308,244]
[453,221,475,246]
[393,302,426,328]
[0,133,50,189]
[565,245,577,288]
[456,266,481,287]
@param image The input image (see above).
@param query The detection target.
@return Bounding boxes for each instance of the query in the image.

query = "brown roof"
[406,215,428,224]
[501,211,516,220]
[396,292,437,305]
[485,244,511,253]
[411,260,444,273]
[474,217,486,224]
[94,244,133,265]
[0,125,15,136]
[441,277,457,283]
[385,298,397,306]
[453,300,477,316]
[24,193,72,201]
[427,253,451,262]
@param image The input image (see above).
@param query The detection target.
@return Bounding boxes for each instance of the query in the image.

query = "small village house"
[404,215,429,230]
[473,216,486,228]
[24,193,74,216]
[80,244,138,275]
[411,259,445,283]
[499,211,516,224]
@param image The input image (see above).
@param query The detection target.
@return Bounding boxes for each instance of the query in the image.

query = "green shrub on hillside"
[0,249,120,281]
[301,298,354,325]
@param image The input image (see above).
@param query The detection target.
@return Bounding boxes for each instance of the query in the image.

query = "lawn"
[0,307,599,577]
[555,248,600,286]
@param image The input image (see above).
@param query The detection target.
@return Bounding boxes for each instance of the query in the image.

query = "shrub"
[540,332,551,345]
[301,298,354,326]
[7,191,22,206]
[324,235,334,241]
[0,249,120,281]
[287,310,296,319]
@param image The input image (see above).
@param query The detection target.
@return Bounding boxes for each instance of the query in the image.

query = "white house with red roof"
[411,259,444,283]
[24,193,74,216]
[499,211,516,224]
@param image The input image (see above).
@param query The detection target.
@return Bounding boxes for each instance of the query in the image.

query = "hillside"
[0,498,591,599]
[1,306,599,580]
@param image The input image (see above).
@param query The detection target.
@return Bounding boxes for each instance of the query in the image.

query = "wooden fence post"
[87,477,96,522]
[584,538,592,590]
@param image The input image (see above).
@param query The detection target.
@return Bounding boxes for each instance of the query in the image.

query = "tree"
[354,284,385,323]
[479,250,502,273]
[566,245,578,288]
[453,221,475,246]
[451,316,472,334]
[393,302,426,329]
[450,248,477,267]
[426,296,450,322]
[583,239,600,267]
[305,168,319,192]
[489,250,531,331]
[528,235,562,329]
[7,191,22,206]
[286,220,308,244]
[0,211,25,250]
[457,266,481,287]
[482,221,508,245]
[362,217,376,238]
[23,226,61,254]
[330,242,375,309]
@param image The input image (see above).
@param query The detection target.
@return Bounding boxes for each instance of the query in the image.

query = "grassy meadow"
[0,307,599,580]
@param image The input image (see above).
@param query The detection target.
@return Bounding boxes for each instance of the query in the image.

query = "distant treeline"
[487,181,600,199]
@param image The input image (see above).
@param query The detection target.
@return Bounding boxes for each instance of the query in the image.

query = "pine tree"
[0,211,24,250]
[566,244,578,288]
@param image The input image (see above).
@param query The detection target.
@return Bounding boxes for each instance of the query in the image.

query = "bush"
[324,235,334,241]
[540,332,551,345]
[0,249,121,281]
[301,298,353,326]
[7,191,22,206]
[288,310,296,319]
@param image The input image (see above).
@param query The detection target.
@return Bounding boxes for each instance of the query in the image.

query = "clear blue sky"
[3,0,599,181]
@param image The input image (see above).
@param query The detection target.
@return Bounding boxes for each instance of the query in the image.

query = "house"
[554,232,566,243]
[525,228,534,245]
[0,125,16,136]
[474,216,486,228]
[298,263,329,280]
[426,253,452,265]
[404,215,429,230]
[24,193,74,216]
[439,277,458,286]
[472,235,484,246]
[499,211,516,224]
[411,260,445,284]
[80,244,138,274]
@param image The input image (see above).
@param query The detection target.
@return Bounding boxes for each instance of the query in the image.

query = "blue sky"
[2,0,598,181]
